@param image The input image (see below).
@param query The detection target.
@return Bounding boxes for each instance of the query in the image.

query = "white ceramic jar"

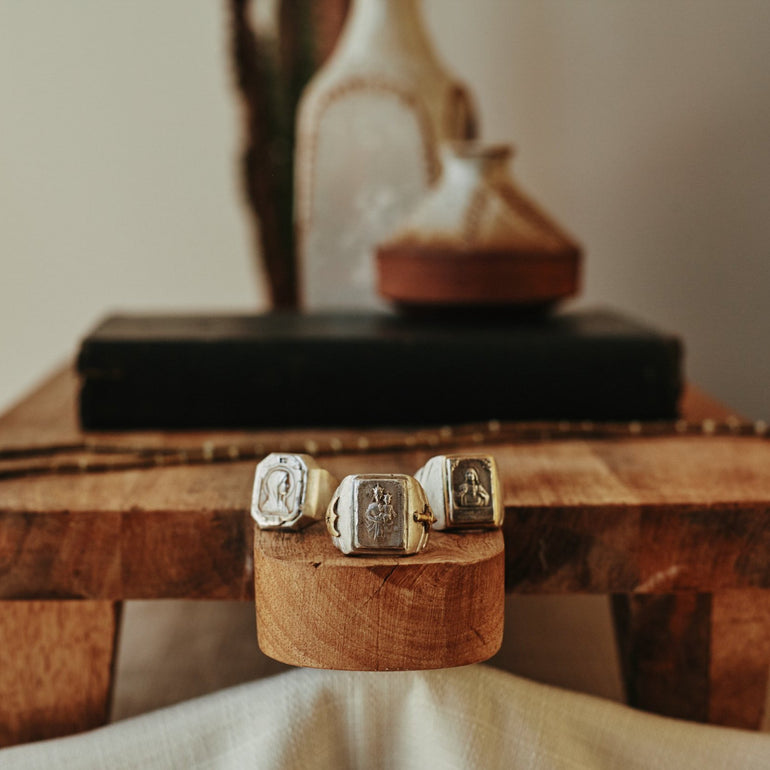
[294,0,476,309]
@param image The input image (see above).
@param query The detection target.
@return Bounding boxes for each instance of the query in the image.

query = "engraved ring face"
[446,456,495,527]
[354,476,407,553]
[327,473,432,556]
[415,454,503,530]
[251,454,309,530]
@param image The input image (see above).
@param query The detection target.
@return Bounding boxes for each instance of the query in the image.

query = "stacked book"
[77,308,682,429]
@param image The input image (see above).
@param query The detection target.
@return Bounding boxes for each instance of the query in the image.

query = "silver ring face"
[251,453,310,530]
[327,473,432,556]
[416,454,503,530]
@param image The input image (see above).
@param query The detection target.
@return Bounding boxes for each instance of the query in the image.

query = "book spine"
[79,336,682,429]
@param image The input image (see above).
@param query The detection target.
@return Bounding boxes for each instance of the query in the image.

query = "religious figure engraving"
[364,485,396,541]
[251,453,310,529]
[354,477,405,550]
[448,458,495,526]
[455,467,490,507]
[259,467,296,517]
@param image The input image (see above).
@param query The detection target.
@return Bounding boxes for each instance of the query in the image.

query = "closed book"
[77,308,683,429]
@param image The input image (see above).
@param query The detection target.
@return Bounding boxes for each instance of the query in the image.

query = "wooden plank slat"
[2,496,770,599]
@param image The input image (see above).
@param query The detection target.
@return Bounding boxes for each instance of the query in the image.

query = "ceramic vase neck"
[442,144,513,185]
[341,0,439,63]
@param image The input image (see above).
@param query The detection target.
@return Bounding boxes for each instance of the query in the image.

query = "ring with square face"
[325,474,434,556]
[414,454,503,531]
[251,453,338,530]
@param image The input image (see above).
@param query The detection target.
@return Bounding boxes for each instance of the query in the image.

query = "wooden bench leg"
[611,593,711,722]
[0,600,121,747]
[709,590,770,729]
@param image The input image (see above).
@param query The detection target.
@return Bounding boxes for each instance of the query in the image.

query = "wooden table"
[2,368,770,745]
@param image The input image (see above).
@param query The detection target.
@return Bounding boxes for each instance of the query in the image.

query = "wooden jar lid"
[254,522,504,671]
[377,245,580,307]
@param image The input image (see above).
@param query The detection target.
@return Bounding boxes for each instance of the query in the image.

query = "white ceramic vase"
[294,0,476,309]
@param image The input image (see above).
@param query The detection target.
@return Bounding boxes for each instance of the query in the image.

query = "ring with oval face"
[325,473,434,556]
[414,454,503,531]
[251,453,338,530]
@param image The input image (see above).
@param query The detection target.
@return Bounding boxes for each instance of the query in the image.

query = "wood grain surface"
[709,591,770,729]
[0,600,120,747]
[254,523,504,670]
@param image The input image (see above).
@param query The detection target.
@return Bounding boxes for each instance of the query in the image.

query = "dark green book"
[77,308,683,429]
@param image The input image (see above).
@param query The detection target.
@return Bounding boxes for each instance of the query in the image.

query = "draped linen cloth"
[3,664,769,769]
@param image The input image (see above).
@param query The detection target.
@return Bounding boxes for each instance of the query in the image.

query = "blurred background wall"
[1,0,768,417]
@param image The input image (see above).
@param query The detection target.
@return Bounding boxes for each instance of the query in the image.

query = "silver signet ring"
[251,453,338,530]
[325,474,434,556]
[414,454,503,531]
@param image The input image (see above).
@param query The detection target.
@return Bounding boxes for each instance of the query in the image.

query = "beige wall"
[1,0,769,416]
[0,1,262,412]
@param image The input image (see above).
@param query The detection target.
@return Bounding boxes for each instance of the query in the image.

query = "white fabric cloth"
[3,664,770,769]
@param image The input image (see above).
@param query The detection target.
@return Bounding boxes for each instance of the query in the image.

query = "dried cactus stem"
[228,0,350,309]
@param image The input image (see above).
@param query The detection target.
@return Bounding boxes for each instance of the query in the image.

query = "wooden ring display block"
[253,522,504,671]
